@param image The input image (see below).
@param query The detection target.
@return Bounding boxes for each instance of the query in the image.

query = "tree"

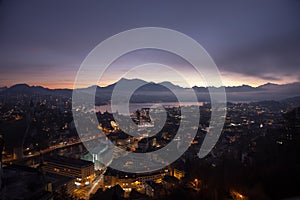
[53,186,75,200]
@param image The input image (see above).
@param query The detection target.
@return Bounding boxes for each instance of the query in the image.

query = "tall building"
[43,155,95,187]
[81,141,113,171]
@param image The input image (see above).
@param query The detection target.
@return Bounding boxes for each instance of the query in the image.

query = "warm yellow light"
[75,182,81,186]
[134,181,140,185]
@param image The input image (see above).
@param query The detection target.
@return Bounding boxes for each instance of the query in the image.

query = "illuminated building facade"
[43,155,94,186]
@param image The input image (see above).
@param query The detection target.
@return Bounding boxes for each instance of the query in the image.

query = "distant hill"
[1,79,300,103]
[281,96,300,105]
[0,86,7,92]
[0,84,72,97]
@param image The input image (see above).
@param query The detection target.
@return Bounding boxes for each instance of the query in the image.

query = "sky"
[0,0,300,89]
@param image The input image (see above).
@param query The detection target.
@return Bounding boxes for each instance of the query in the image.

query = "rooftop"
[44,155,94,168]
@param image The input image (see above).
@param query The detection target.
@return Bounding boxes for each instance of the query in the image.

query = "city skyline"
[1,1,300,199]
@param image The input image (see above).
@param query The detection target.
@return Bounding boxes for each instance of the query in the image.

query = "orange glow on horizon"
[1,72,298,89]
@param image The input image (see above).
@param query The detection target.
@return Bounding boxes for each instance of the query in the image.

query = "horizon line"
[1,78,299,90]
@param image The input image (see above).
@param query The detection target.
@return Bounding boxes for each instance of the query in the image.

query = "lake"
[95,102,204,115]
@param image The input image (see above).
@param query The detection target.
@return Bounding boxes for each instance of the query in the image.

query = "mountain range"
[1,78,300,104]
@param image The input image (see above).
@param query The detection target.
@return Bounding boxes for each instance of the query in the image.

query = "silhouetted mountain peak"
[10,83,30,89]
[2,80,300,103]
[118,78,148,84]
[159,81,184,90]
[258,82,278,88]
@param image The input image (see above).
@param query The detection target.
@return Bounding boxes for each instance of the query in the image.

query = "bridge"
[3,136,100,165]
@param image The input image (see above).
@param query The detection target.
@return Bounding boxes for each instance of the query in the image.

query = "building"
[110,120,119,131]
[43,155,94,186]
[0,165,75,200]
[145,180,164,198]
[13,146,23,160]
[168,160,186,180]
[0,134,4,189]
[91,184,124,200]
[44,171,76,196]
[101,167,168,197]
[162,175,180,190]
[81,140,113,171]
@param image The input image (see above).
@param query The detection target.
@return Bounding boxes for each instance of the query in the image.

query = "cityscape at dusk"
[0,1,300,200]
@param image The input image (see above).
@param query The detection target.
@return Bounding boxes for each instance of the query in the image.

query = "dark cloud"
[0,0,299,86]
[215,32,300,80]
[260,76,282,82]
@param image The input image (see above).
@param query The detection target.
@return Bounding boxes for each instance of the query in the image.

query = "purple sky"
[0,0,300,88]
